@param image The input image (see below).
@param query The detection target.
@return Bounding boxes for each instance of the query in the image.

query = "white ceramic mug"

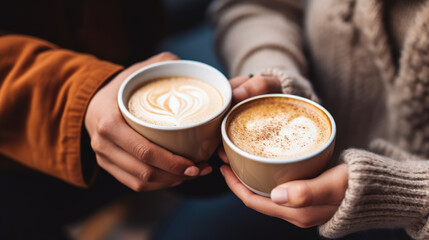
[221,94,336,196]
[118,60,232,162]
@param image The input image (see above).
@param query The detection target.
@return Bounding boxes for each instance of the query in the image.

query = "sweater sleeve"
[210,0,318,100]
[0,35,123,187]
[319,141,429,239]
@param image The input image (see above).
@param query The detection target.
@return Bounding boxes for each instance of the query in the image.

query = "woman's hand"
[220,74,342,228]
[85,52,212,191]
[219,163,348,228]
[218,74,282,163]
[217,75,282,165]
[229,75,282,104]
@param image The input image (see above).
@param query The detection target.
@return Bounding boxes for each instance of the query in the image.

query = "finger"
[95,138,190,184]
[220,165,273,208]
[232,76,281,103]
[229,76,250,89]
[236,76,281,97]
[195,162,213,176]
[220,165,337,228]
[97,118,200,177]
[271,164,348,207]
[108,52,180,89]
[97,156,181,191]
[276,205,338,228]
[220,165,294,222]
[217,147,229,164]
[131,52,180,71]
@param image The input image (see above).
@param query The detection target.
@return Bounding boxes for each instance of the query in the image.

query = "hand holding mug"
[85,53,211,192]
[219,94,337,227]
[220,163,347,228]
[117,59,232,163]
[218,74,282,164]
[230,75,282,104]
[230,71,320,104]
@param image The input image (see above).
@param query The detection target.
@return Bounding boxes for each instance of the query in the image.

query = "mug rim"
[221,93,336,164]
[117,60,232,131]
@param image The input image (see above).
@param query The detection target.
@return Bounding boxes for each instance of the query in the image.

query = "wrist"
[320,149,429,239]
[257,68,319,103]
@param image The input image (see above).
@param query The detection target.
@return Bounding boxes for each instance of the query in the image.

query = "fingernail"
[271,188,288,204]
[184,166,199,177]
[200,166,212,176]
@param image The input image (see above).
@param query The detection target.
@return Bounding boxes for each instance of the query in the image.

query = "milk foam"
[128,77,223,126]
[227,98,331,159]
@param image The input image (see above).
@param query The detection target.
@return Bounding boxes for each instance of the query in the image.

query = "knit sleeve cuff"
[258,68,319,102]
[210,1,307,77]
[65,60,123,188]
[319,149,429,239]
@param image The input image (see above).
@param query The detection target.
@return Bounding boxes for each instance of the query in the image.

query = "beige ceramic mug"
[221,94,336,196]
[118,60,232,163]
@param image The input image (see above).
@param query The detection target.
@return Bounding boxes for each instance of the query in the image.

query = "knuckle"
[291,183,313,207]
[95,156,105,167]
[248,77,269,94]
[259,78,270,92]
[133,181,147,192]
[138,169,153,183]
[167,157,184,174]
[296,217,316,228]
[134,144,152,162]
[158,52,178,61]
[90,136,103,153]
[97,118,116,136]
[267,77,282,92]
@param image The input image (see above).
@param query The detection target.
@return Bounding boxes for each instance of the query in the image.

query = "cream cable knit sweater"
[211,0,429,239]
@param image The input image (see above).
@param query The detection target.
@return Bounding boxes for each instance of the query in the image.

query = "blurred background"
[0,1,317,239]
[68,0,229,239]
[159,0,223,72]
[64,1,312,239]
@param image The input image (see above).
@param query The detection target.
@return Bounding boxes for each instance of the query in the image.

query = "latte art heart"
[141,85,207,125]
[128,77,223,126]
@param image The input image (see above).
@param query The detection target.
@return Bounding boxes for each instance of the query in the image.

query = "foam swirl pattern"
[128,77,223,126]
[227,97,331,159]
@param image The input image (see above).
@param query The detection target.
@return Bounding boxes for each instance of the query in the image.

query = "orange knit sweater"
[0,35,123,187]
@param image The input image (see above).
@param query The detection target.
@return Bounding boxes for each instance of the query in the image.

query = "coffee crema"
[227,97,331,159]
[128,76,224,126]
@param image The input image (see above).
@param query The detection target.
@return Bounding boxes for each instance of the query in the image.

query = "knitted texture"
[210,0,307,77]
[357,0,396,87]
[369,139,422,162]
[258,68,319,102]
[211,0,429,238]
[319,148,429,239]
[388,0,429,156]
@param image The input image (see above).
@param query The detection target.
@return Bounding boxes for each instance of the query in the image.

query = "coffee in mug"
[221,94,336,196]
[227,97,331,159]
[128,76,224,127]
[118,60,232,162]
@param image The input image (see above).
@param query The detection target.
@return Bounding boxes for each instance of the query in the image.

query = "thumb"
[271,164,348,207]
